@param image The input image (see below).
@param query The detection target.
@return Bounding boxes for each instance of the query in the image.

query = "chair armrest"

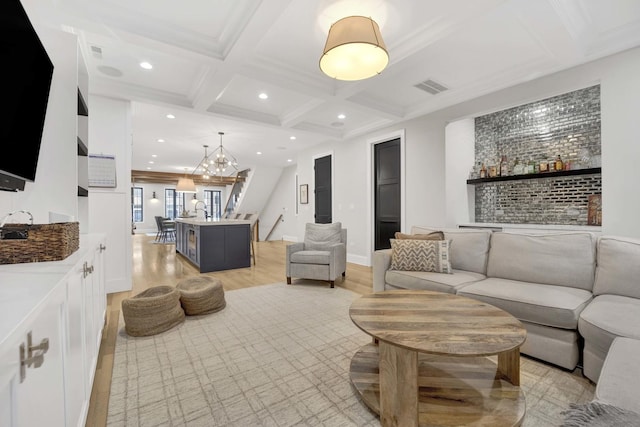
[286,242,304,277]
[326,243,346,279]
[373,249,393,292]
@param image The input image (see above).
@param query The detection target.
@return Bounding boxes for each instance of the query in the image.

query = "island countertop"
[175,218,251,226]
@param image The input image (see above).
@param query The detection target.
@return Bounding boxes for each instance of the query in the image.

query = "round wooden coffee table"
[349,290,527,427]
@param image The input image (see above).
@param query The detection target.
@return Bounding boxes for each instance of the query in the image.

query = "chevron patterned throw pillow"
[389,238,452,274]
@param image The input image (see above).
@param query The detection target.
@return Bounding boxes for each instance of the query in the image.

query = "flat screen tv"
[0,0,54,190]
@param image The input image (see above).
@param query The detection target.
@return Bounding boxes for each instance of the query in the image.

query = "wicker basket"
[0,222,79,264]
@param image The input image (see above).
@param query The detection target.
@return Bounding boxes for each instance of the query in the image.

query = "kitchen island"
[175,218,251,273]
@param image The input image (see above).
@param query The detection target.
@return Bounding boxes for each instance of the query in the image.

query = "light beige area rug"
[107,282,594,427]
[107,283,377,426]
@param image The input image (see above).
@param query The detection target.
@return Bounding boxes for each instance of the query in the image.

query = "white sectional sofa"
[373,226,640,379]
[458,231,596,370]
[578,236,640,381]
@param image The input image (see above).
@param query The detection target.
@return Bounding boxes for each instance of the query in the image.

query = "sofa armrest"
[373,249,392,292]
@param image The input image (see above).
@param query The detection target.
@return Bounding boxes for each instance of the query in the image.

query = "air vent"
[90,45,103,59]
[414,79,449,95]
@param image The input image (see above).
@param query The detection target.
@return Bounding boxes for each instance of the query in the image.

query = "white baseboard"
[347,253,369,266]
[282,235,298,242]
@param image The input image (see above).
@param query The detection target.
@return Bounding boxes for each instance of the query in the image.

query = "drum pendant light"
[319,16,388,81]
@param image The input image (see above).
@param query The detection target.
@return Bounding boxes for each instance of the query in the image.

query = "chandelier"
[193,132,239,179]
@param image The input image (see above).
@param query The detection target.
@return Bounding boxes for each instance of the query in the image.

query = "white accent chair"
[286,222,347,288]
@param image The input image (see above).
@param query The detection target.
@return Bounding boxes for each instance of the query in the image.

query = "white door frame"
[366,129,406,266]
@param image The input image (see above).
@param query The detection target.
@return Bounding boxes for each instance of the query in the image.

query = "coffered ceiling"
[28,0,640,176]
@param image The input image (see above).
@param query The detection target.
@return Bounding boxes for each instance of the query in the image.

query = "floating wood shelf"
[466,167,601,184]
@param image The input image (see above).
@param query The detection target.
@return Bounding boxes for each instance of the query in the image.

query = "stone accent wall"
[474,85,601,225]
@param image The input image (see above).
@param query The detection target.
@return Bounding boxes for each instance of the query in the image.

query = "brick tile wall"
[473,85,601,225]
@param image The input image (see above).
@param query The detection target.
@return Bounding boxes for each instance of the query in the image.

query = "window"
[131,187,143,222]
[204,189,222,220]
[164,189,188,219]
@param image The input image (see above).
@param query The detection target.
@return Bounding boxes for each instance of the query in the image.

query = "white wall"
[235,167,283,215]
[445,119,475,227]
[601,49,640,238]
[278,112,450,266]
[258,166,296,241]
[88,96,132,293]
[0,19,78,225]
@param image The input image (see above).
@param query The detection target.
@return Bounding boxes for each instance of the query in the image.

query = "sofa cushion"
[394,231,444,240]
[595,337,640,414]
[290,250,330,265]
[411,226,491,275]
[486,232,596,291]
[578,294,640,351]
[304,222,341,250]
[458,277,592,329]
[389,239,452,273]
[593,236,640,298]
[385,269,485,294]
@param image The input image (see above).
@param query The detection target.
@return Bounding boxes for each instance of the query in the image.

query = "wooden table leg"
[378,341,418,427]
[497,347,520,386]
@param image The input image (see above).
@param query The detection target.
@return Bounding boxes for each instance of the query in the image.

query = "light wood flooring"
[86,234,594,427]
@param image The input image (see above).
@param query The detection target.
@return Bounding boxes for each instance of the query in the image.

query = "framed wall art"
[300,184,309,204]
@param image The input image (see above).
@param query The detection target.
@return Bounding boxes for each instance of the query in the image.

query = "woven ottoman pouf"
[176,276,226,316]
[121,285,185,337]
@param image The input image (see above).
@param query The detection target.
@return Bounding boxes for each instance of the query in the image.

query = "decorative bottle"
[513,158,523,175]
[500,155,508,177]
[480,163,487,178]
[526,159,535,174]
[555,155,564,172]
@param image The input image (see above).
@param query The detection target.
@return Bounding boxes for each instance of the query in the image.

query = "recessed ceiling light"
[157,139,165,143]
[287,159,292,162]
[290,136,296,140]
[148,161,154,164]
[337,114,346,119]
[146,167,152,170]
[140,61,153,70]
[166,114,175,119]
[151,154,157,158]
[258,93,268,100]
[256,151,262,155]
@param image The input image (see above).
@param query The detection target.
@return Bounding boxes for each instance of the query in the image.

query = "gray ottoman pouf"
[122,285,185,337]
[176,276,226,315]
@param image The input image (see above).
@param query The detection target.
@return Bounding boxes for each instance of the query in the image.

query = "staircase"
[224,169,250,218]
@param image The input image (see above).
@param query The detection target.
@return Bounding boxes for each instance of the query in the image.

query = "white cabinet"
[0,234,106,427]
[0,278,67,427]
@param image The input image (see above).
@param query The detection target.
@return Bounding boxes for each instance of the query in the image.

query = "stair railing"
[264,214,283,241]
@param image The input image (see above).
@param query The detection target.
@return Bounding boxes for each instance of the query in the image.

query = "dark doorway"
[374,138,401,250]
[314,155,332,223]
